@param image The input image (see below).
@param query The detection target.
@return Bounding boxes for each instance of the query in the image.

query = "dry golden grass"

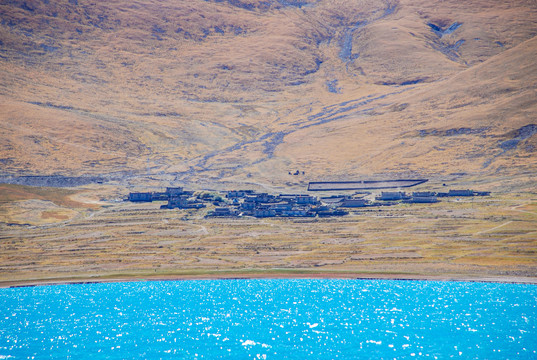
[0,183,98,225]
[1,0,537,284]
[0,0,536,188]
[0,183,89,208]
[0,184,536,285]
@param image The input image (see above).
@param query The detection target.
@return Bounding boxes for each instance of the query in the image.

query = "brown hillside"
[276,36,537,183]
[0,0,536,190]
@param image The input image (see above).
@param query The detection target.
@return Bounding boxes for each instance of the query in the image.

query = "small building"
[244,195,258,203]
[412,191,436,197]
[310,205,330,213]
[129,192,153,202]
[255,193,269,203]
[448,189,474,197]
[279,194,300,200]
[253,193,277,203]
[166,195,205,209]
[409,191,439,203]
[240,200,256,210]
[377,192,406,201]
[296,195,318,205]
[340,198,368,208]
[280,208,314,217]
[279,194,318,205]
[270,203,293,212]
[166,196,188,209]
[254,209,276,218]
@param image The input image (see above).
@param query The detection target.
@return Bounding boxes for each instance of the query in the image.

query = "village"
[127,184,490,218]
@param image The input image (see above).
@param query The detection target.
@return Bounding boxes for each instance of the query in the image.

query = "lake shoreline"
[3,271,537,288]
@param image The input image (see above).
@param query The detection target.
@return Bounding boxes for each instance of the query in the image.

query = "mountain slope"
[1,0,536,190]
[274,36,537,183]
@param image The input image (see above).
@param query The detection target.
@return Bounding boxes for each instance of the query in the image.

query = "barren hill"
[1,0,536,191]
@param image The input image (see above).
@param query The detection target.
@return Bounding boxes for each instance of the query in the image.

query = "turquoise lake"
[1,279,536,359]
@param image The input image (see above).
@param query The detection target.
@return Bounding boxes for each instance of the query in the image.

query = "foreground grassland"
[1,1,536,187]
[1,185,536,286]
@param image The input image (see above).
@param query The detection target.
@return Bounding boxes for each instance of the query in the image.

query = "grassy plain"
[1,0,537,285]
[1,182,536,287]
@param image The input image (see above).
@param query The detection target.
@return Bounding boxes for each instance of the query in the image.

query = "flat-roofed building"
[166,195,205,209]
[270,203,293,212]
[448,189,474,197]
[412,191,436,197]
[280,208,313,217]
[377,191,406,201]
[296,195,318,205]
[128,192,152,202]
[340,198,368,207]
[254,209,276,218]
[240,200,256,210]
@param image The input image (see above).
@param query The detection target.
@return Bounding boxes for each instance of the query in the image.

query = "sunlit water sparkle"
[1,279,536,359]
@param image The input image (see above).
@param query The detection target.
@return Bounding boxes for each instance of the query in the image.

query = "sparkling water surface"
[1,279,536,359]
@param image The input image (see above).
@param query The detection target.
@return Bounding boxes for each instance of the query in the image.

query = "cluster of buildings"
[127,187,490,218]
[215,191,345,218]
[128,187,205,209]
[375,189,490,203]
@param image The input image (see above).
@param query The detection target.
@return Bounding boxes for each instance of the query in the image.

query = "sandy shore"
[3,271,537,288]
